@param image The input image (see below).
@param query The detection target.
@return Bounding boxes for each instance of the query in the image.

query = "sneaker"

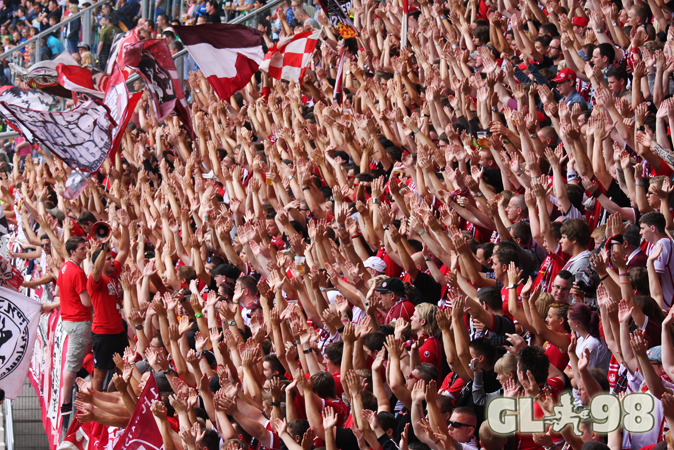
[61,402,73,415]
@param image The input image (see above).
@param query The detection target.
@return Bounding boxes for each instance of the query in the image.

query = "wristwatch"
[162,368,178,376]
[135,324,143,330]
[474,191,483,198]
[506,283,517,289]
[228,320,236,326]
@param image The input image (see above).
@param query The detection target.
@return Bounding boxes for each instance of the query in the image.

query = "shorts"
[62,320,92,373]
[91,330,129,371]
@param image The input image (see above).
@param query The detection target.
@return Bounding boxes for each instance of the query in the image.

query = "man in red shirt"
[375,278,414,325]
[56,236,92,415]
[87,210,130,391]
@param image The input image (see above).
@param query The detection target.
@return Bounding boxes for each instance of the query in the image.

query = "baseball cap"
[77,42,90,50]
[648,346,662,363]
[552,68,577,83]
[572,16,589,27]
[210,263,241,280]
[375,277,406,296]
[364,256,387,274]
[45,206,65,221]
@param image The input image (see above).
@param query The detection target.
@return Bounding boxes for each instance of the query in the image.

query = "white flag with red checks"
[259,29,321,82]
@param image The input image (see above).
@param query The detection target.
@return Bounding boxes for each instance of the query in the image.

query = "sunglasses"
[449,421,474,429]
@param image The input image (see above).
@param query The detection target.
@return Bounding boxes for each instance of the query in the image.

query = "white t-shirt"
[649,237,674,308]
[575,333,611,374]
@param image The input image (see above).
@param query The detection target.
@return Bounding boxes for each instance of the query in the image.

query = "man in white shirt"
[640,212,674,308]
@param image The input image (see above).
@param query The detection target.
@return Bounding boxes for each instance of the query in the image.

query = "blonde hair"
[494,353,518,378]
[415,303,438,334]
[591,224,606,240]
[81,51,94,67]
[535,293,555,319]
[368,274,388,288]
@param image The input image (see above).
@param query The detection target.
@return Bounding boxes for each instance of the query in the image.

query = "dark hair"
[567,184,584,210]
[596,43,616,64]
[200,429,220,450]
[324,341,343,365]
[539,22,559,36]
[606,65,629,83]
[363,331,386,352]
[287,420,310,440]
[65,236,86,257]
[477,242,495,260]
[568,303,600,338]
[262,354,284,374]
[311,371,337,399]
[237,275,259,296]
[469,338,498,366]
[511,221,532,246]
[416,362,439,382]
[640,211,666,234]
[494,244,520,268]
[473,26,490,45]
[377,412,397,433]
[635,295,666,324]
[534,35,552,47]
[477,286,503,312]
[77,211,96,226]
[517,345,549,385]
[560,218,591,247]
[629,268,650,295]
[624,224,641,247]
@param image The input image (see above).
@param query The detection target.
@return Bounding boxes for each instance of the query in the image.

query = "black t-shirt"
[412,271,442,304]
[456,368,501,437]
[207,11,221,23]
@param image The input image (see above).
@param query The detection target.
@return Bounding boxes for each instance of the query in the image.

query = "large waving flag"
[173,24,264,101]
[259,29,320,82]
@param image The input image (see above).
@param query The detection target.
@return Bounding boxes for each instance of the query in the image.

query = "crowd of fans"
[8,0,674,449]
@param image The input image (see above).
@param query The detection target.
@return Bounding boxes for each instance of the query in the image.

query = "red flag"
[123,39,193,137]
[172,24,264,101]
[104,64,142,161]
[57,64,105,99]
[112,375,163,450]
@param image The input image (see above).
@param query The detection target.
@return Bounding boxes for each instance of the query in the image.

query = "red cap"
[572,16,589,27]
[552,68,577,83]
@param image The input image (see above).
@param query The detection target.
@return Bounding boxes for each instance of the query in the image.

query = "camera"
[574,267,596,294]
[469,360,478,370]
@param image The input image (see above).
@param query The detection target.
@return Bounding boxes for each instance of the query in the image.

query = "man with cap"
[363,256,387,277]
[572,16,588,39]
[553,68,588,109]
[375,278,415,325]
[209,263,241,291]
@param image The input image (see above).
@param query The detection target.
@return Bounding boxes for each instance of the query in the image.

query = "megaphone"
[91,221,112,243]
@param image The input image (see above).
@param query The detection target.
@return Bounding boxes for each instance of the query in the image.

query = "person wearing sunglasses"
[447,408,479,450]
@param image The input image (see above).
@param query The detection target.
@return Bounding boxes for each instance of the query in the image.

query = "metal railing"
[0,0,109,65]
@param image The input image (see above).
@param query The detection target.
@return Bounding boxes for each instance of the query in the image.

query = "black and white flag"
[0,287,41,400]
[1,100,115,173]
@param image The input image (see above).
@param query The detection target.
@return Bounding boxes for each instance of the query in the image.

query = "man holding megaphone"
[86,209,131,393]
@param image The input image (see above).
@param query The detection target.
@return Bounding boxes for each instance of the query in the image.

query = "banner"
[317,0,357,38]
[0,287,41,400]
[0,86,57,141]
[29,309,68,449]
[123,39,193,137]
[1,100,115,173]
[10,52,81,98]
[104,64,143,161]
[112,375,163,450]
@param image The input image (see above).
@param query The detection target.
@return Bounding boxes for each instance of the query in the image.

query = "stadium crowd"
[8,0,674,449]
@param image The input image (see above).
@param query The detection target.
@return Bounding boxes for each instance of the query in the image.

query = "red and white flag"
[173,23,264,101]
[56,63,107,99]
[259,29,320,82]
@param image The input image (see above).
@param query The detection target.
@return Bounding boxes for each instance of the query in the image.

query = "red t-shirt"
[57,260,91,322]
[87,260,125,334]
[385,299,415,324]
[544,337,570,371]
[533,245,569,293]
[439,372,466,402]
[70,222,86,237]
[516,377,565,450]
[418,335,443,379]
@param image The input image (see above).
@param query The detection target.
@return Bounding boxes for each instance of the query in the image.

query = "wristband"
[296,340,302,345]
[619,273,629,277]
[135,324,143,330]
[271,401,281,407]
[351,234,362,239]
[233,301,240,305]
[599,274,609,282]
[620,281,632,285]
[419,231,426,236]
[302,186,311,191]
[194,312,203,318]
[303,348,312,354]
[337,326,345,334]
[635,182,644,187]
